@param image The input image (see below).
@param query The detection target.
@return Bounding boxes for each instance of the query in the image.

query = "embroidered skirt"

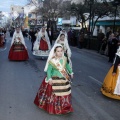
[8,43,29,61]
[39,39,48,51]
[101,66,120,100]
[34,77,73,114]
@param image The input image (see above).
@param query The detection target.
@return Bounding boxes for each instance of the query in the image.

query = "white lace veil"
[11,30,26,47]
[55,32,71,58]
[44,44,63,72]
[34,27,51,50]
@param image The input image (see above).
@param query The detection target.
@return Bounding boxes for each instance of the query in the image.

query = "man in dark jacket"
[29,29,36,51]
[47,27,53,45]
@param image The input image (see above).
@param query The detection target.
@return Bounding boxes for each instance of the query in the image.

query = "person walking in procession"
[101,46,120,100]
[33,26,51,57]
[34,44,74,114]
[8,26,29,61]
[97,29,105,53]
[55,33,72,67]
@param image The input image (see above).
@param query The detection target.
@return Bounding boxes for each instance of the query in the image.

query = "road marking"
[6,38,11,43]
[88,76,102,86]
[0,47,7,52]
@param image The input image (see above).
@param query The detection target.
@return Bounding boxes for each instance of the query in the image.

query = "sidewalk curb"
[71,46,108,59]
[0,47,7,52]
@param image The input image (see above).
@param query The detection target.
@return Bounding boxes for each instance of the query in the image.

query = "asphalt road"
[0,33,119,120]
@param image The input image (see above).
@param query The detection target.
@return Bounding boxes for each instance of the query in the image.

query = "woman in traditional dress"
[55,33,72,67]
[101,47,120,100]
[33,26,51,57]
[34,44,74,114]
[60,28,68,38]
[8,26,29,61]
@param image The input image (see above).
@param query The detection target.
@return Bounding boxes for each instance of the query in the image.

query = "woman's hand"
[71,74,74,79]
[49,80,53,85]
[18,37,21,41]
[58,40,60,43]
[43,39,46,41]
[112,72,116,76]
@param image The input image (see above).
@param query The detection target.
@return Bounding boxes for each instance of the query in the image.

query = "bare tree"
[67,2,89,29]
[87,0,115,34]
[40,0,64,20]
[67,0,115,34]
[27,0,39,7]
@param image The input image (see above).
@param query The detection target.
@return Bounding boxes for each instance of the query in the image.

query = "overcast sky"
[0,0,28,12]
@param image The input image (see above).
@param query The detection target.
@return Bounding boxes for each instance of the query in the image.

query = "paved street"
[0,33,120,120]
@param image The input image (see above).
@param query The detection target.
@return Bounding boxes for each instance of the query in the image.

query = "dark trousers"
[49,37,52,45]
[80,42,84,49]
[31,40,35,51]
[108,45,117,62]
[98,40,102,52]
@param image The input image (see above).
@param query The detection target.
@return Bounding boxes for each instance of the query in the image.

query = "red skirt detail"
[8,44,29,61]
[34,78,73,114]
[39,39,48,51]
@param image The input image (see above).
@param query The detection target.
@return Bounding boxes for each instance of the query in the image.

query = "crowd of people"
[98,27,120,63]
[67,27,120,64]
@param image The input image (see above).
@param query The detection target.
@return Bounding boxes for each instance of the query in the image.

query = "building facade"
[93,16,120,36]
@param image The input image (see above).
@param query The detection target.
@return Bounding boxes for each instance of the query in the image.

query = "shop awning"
[95,21,120,26]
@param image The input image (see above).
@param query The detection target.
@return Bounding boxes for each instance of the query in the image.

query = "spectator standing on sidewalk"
[97,29,105,52]
[106,27,112,40]
[47,27,53,45]
[79,31,84,49]
[104,27,112,56]
[99,37,107,55]
[67,28,73,46]
[108,33,118,63]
